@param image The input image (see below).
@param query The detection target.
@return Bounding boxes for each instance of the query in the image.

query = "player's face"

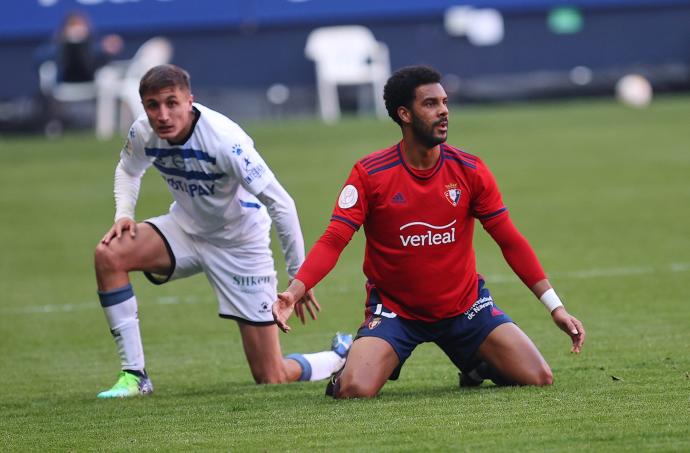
[142,86,194,143]
[408,83,449,147]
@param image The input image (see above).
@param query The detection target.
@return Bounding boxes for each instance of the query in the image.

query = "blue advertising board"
[2,0,689,39]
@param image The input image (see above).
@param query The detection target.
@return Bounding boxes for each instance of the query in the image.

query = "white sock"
[98,284,145,371]
[287,351,345,381]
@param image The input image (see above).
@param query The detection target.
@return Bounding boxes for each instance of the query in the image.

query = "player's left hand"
[551,307,585,353]
[294,288,321,325]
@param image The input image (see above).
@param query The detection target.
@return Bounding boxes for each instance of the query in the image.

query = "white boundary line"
[2,295,204,315]
[2,262,689,315]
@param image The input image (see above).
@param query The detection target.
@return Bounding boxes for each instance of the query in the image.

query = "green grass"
[1,96,689,451]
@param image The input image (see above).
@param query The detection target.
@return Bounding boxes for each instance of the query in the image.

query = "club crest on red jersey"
[444,183,462,207]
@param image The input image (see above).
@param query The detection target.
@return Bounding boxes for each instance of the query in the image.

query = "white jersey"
[120,103,274,244]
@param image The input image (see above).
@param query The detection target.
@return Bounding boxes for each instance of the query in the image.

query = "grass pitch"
[1,96,689,451]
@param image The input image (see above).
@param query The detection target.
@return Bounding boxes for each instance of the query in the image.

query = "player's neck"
[400,138,441,170]
[167,108,199,145]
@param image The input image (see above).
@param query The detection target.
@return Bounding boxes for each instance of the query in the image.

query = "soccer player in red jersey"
[273,66,585,398]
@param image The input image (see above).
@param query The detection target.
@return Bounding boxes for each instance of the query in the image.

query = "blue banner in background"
[0,0,243,38]
[2,0,689,39]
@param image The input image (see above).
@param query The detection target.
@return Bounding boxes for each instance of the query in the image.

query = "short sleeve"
[470,158,508,221]
[330,164,368,231]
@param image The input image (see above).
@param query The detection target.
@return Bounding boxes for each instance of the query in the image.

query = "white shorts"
[145,214,277,324]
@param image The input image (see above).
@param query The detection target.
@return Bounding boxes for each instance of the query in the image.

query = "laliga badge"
[444,183,462,207]
[368,316,382,330]
[338,184,358,209]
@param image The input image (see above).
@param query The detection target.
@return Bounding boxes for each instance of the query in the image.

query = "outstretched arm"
[272,220,354,332]
[256,179,321,322]
[256,179,304,279]
[483,213,586,353]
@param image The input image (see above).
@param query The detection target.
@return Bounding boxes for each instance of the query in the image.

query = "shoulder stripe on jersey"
[145,147,217,164]
[368,159,402,175]
[443,152,477,169]
[153,162,224,181]
[442,144,478,161]
[365,154,400,173]
[360,146,397,166]
[331,215,361,231]
[362,153,399,171]
[476,207,508,220]
[239,199,262,209]
[361,149,398,169]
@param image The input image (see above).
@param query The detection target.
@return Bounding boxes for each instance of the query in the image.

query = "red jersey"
[327,142,508,322]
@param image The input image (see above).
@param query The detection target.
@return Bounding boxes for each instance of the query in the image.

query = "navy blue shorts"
[357,279,513,380]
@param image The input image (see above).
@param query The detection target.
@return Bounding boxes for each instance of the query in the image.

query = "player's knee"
[94,244,131,272]
[538,366,554,386]
[336,377,379,399]
[251,368,288,385]
[94,242,128,274]
[527,364,553,386]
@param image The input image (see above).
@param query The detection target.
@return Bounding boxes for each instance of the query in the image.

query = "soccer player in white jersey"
[94,64,351,398]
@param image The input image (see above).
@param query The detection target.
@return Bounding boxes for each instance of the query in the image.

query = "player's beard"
[411,114,447,148]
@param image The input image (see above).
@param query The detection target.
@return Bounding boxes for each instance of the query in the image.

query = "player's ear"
[398,106,412,125]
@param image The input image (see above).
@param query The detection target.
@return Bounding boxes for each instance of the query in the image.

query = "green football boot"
[97,370,153,399]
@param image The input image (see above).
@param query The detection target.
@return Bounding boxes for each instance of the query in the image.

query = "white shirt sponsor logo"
[465,296,494,320]
[338,184,358,209]
[399,220,457,247]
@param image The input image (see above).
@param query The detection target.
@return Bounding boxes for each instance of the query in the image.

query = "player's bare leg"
[238,322,296,383]
[94,222,171,291]
[238,323,351,384]
[475,323,553,386]
[94,222,170,398]
[334,336,399,398]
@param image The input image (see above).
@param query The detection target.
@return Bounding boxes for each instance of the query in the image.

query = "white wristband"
[539,288,564,313]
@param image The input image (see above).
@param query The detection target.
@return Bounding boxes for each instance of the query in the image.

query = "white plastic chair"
[444,7,504,46]
[95,37,173,139]
[305,25,391,123]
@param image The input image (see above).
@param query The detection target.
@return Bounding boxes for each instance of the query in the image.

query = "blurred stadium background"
[1,0,689,134]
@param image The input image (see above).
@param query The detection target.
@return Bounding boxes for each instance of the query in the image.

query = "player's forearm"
[295,222,353,290]
[483,215,568,313]
[530,279,567,313]
[257,180,305,278]
[530,279,552,299]
[484,214,546,288]
[284,278,307,301]
[113,161,142,221]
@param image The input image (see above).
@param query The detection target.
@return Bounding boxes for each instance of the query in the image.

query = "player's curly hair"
[383,65,441,126]
[139,64,191,97]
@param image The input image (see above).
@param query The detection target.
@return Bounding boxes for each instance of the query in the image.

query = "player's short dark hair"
[383,65,442,126]
[139,64,191,98]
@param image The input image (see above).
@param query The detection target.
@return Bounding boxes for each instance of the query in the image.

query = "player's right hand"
[101,217,137,245]
[273,291,297,333]
[273,279,307,333]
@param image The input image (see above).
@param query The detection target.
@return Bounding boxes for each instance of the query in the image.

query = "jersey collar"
[398,142,444,180]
